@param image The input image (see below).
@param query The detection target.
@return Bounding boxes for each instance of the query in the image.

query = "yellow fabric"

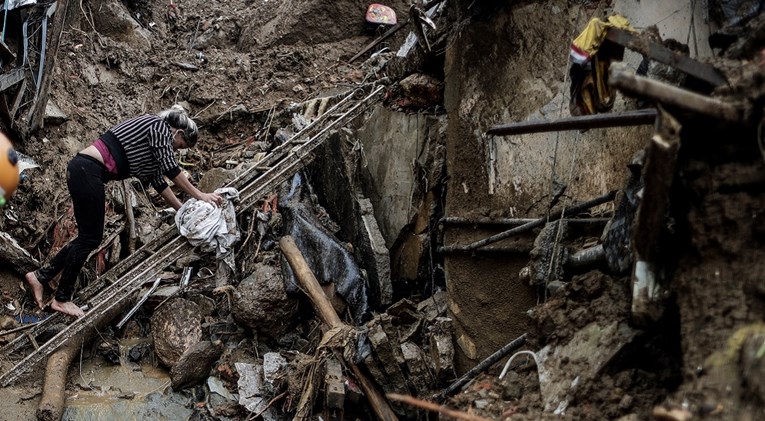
[571,15,634,58]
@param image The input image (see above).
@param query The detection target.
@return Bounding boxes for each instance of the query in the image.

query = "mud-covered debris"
[429,316,455,382]
[536,321,636,414]
[397,73,443,108]
[150,297,203,367]
[170,340,223,390]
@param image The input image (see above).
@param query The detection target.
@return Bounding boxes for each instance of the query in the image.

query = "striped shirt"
[100,114,181,192]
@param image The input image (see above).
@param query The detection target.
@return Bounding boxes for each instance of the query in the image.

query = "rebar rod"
[439,191,616,253]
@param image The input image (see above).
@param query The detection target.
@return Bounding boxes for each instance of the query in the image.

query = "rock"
[501,371,522,401]
[398,73,443,107]
[90,0,151,50]
[170,341,223,390]
[232,263,298,339]
[198,167,237,192]
[262,352,287,392]
[324,356,344,409]
[151,298,203,367]
[44,101,68,126]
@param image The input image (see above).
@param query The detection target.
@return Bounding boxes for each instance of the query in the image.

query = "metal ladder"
[0,84,384,386]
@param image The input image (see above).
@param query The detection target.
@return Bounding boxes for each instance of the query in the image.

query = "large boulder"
[232,263,298,339]
[151,298,203,367]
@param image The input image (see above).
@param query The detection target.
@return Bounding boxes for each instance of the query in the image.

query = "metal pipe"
[441,216,611,226]
[440,333,528,398]
[439,191,616,253]
[486,109,657,136]
[566,244,605,268]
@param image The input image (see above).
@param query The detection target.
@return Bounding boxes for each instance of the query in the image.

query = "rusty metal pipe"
[439,191,616,253]
[441,217,611,226]
[486,109,657,136]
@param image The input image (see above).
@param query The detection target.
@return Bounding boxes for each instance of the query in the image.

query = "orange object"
[366,3,397,26]
[0,132,19,206]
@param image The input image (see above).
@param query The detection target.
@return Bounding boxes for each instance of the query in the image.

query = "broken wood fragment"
[279,235,398,421]
[387,393,491,421]
[609,62,744,123]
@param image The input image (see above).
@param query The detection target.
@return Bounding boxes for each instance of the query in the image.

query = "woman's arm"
[168,171,222,207]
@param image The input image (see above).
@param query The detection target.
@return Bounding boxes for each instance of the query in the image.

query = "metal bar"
[34,13,46,96]
[116,276,162,329]
[606,27,727,87]
[440,333,528,398]
[441,217,611,226]
[486,109,656,136]
[440,245,533,255]
[609,63,744,122]
[439,191,616,253]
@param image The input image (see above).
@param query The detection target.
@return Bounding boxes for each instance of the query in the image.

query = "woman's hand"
[199,192,223,207]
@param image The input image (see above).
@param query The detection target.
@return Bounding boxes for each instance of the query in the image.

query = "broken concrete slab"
[359,198,393,306]
[43,100,67,126]
[236,362,278,421]
[429,316,455,382]
[367,321,408,392]
[262,352,287,393]
[401,341,434,394]
[324,356,344,409]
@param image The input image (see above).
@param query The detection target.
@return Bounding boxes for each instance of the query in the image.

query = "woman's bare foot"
[24,272,45,310]
[50,299,85,318]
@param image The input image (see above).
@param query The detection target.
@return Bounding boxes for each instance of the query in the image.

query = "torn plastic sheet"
[279,173,371,325]
[6,0,37,10]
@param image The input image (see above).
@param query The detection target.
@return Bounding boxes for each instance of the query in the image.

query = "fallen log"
[0,230,40,275]
[37,296,134,421]
[279,236,398,421]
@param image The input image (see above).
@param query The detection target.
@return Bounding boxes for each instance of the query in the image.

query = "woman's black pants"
[36,154,106,302]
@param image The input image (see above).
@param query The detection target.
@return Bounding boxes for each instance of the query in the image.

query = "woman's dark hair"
[158,104,198,147]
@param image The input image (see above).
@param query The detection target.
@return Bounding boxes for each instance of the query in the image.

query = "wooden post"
[279,236,398,421]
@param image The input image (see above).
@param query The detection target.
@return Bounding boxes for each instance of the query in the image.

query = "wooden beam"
[279,236,398,421]
[609,63,744,123]
[606,27,727,87]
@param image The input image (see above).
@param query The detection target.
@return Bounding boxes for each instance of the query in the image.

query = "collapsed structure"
[0,1,764,420]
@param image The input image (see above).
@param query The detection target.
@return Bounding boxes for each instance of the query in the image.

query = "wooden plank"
[606,27,727,87]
